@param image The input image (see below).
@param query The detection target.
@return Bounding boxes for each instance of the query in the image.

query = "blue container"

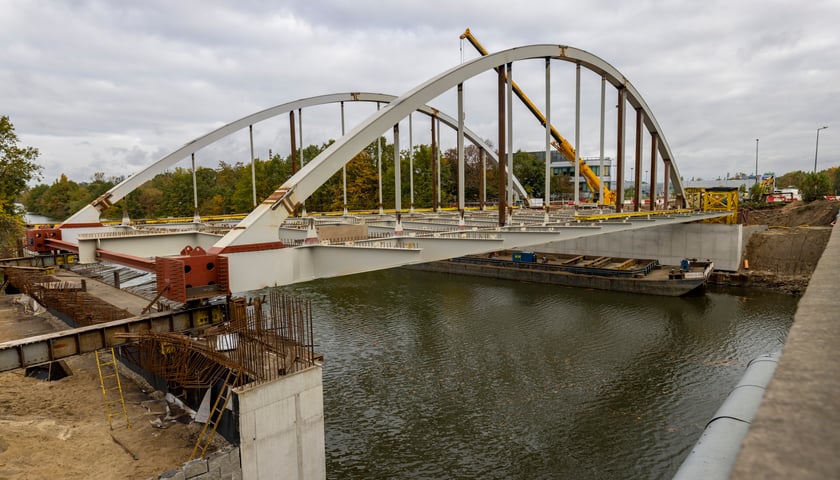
[513,252,537,263]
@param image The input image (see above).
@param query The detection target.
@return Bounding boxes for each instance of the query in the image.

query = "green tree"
[800,172,830,202]
[828,166,840,196]
[22,183,49,214]
[512,150,545,199]
[0,115,41,255]
[0,116,41,215]
[35,174,93,220]
[748,182,765,203]
[776,170,806,190]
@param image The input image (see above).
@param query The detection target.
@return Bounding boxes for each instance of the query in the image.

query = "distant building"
[529,151,614,197]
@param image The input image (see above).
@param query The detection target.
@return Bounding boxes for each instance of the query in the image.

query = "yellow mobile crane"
[459,28,617,206]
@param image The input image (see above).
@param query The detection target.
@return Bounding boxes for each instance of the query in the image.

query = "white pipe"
[673,352,781,480]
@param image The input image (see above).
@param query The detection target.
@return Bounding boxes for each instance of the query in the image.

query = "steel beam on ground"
[0,305,223,372]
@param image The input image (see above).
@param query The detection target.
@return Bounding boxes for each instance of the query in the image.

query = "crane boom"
[460,28,617,206]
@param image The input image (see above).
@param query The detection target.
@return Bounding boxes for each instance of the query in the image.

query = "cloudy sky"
[2,0,838,188]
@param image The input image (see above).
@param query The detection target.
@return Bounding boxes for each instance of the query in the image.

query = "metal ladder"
[95,347,131,430]
[191,369,241,460]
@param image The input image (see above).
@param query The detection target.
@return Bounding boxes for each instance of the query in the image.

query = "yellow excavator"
[759,174,775,196]
[460,28,617,206]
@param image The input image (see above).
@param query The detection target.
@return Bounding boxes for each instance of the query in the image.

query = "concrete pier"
[731,220,840,478]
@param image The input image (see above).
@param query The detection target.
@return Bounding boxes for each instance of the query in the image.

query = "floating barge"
[408,251,714,297]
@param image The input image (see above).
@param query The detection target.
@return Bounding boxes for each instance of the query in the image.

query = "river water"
[277,268,796,479]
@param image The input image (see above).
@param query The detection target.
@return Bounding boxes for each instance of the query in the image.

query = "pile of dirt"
[735,200,839,294]
[0,353,203,479]
[743,199,840,227]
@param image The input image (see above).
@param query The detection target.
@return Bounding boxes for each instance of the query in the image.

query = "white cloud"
[1,0,837,188]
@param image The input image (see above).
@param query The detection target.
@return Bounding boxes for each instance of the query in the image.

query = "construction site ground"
[0,277,209,479]
[735,199,840,294]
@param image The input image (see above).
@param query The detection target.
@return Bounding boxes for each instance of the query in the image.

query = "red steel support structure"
[650,133,659,211]
[634,108,643,212]
[289,111,298,174]
[615,88,626,213]
[431,116,438,212]
[497,63,507,226]
[155,246,229,304]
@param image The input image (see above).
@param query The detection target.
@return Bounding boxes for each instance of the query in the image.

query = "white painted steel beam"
[63,92,530,226]
[75,231,223,262]
[222,211,726,292]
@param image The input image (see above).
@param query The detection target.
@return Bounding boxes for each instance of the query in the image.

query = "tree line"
[5,113,839,229]
[22,138,573,222]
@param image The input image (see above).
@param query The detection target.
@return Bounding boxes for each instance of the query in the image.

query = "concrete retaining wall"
[236,365,325,480]
[537,223,744,271]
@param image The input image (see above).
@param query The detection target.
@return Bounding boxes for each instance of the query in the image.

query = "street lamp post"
[754,138,759,185]
[815,126,828,173]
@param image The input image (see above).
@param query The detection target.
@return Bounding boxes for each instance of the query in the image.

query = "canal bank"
[731,217,840,478]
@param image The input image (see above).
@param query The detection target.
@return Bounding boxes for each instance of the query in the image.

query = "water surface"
[278,269,796,479]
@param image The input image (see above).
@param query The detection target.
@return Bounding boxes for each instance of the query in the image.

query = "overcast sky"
[2,0,838,188]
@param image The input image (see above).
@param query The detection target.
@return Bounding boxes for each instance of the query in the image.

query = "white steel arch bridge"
[29,44,721,300]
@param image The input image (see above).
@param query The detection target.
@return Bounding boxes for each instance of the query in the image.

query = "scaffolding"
[117,290,317,388]
[684,187,739,224]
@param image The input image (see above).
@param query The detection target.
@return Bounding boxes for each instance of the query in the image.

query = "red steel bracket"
[26,227,62,253]
[155,246,229,303]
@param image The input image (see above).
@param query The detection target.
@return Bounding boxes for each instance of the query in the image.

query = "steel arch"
[63,93,529,225]
[216,44,686,249]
